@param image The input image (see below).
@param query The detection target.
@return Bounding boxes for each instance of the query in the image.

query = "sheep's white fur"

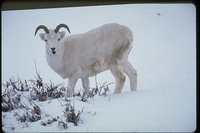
[36,23,137,97]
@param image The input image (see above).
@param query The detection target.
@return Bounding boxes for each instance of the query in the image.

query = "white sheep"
[35,23,137,97]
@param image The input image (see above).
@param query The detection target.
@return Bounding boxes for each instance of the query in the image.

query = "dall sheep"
[35,23,137,97]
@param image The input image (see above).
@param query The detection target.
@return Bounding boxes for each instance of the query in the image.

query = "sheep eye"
[45,39,47,42]
[58,38,60,41]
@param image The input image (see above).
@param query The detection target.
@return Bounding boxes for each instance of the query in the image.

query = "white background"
[2,4,196,132]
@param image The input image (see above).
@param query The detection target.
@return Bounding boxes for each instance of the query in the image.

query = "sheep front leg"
[81,77,90,94]
[66,77,78,98]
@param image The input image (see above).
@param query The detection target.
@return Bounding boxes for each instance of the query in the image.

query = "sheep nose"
[51,47,55,51]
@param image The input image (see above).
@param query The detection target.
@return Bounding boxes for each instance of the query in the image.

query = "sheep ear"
[60,31,66,39]
[39,33,45,41]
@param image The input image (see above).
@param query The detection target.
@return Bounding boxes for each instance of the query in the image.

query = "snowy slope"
[2,4,196,132]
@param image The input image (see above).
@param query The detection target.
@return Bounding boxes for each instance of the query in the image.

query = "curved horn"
[34,25,49,36]
[54,24,71,34]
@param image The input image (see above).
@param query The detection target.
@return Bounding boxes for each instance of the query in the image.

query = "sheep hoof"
[64,97,71,102]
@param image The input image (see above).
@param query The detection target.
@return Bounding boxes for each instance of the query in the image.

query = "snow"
[2,3,196,132]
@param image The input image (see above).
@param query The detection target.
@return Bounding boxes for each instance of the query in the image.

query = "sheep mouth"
[52,51,56,54]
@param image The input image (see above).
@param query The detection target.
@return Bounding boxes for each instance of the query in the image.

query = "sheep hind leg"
[110,65,126,93]
[123,60,137,91]
[81,77,90,94]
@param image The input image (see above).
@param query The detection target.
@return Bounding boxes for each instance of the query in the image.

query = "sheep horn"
[54,24,71,34]
[35,25,49,36]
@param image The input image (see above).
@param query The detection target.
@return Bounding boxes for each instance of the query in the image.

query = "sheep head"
[35,24,71,56]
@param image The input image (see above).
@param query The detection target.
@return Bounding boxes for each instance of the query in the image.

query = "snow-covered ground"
[2,4,196,132]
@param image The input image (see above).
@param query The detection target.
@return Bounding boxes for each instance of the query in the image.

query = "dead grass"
[2,62,115,129]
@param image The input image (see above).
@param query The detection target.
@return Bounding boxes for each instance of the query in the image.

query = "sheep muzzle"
[49,47,56,54]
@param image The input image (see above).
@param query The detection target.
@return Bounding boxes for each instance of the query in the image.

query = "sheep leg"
[123,60,137,91]
[110,65,126,93]
[81,77,90,93]
[66,77,78,97]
